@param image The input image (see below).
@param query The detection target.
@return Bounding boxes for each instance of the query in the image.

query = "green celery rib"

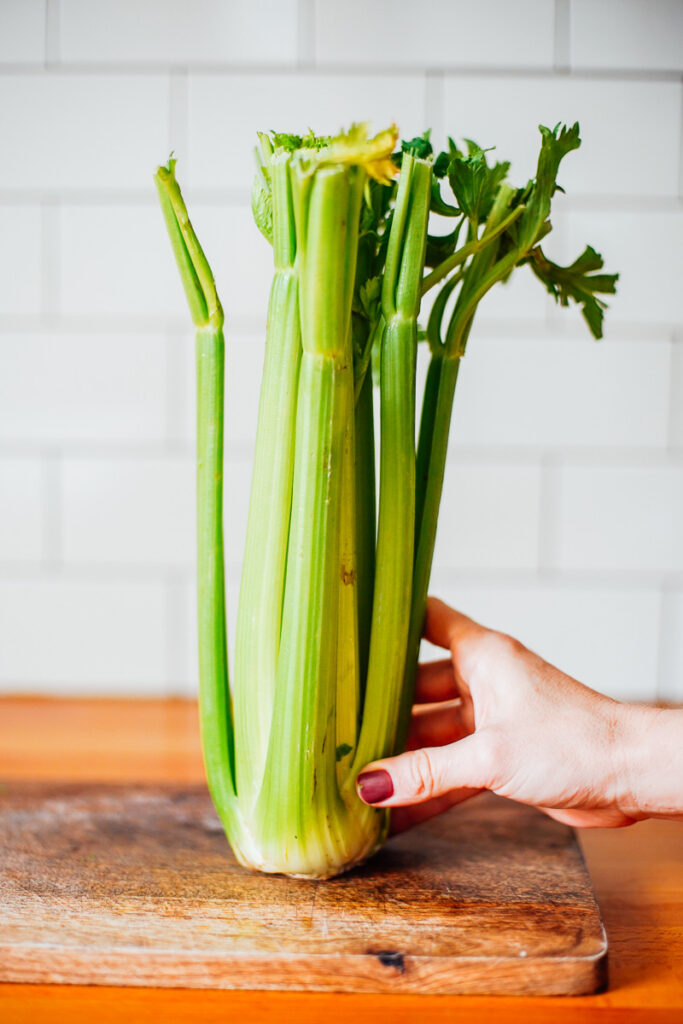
[352,154,432,773]
[233,153,301,810]
[396,185,517,750]
[335,362,361,788]
[353,366,376,693]
[255,350,347,875]
[254,163,372,877]
[396,351,460,750]
[420,204,523,296]
[154,161,238,836]
[195,323,237,826]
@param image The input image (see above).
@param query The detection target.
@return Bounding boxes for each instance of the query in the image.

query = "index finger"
[424,596,486,651]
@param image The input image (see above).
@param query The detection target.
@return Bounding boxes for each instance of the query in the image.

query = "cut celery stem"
[396,350,460,750]
[335,361,361,788]
[253,163,376,877]
[233,155,301,808]
[353,154,431,773]
[420,204,523,296]
[353,366,376,691]
[396,185,518,750]
[254,350,347,874]
[154,161,238,836]
[195,324,238,827]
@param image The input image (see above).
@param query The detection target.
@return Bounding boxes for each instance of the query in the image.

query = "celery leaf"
[447,143,510,227]
[525,244,619,339]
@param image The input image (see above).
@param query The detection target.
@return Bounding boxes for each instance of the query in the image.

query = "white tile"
[0,206,42,315]
[59,0,298,64]
[554,464,683,572]
[552,209,683,328]
[189,204,272,328]
[570,0,683,72]
[442,75,681,197]
[659,589,683,702]
[0,333,167,444]
[0,458,42,562]
[62,456,194,567]
[0,74,170,190]
[428,336,671,449]
[0,580,168,694]
[434,464,541,569]
[314,0,555,69]
[59,205,183,317]
[424,577,660,701]
[470,263,552,326]
[62,454,252,569]
[0,0,45,63]
[59,202,270,323]
[224,337,265,447]
[187,73,428,190]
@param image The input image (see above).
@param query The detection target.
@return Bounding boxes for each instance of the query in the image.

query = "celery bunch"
[155,122,617,878]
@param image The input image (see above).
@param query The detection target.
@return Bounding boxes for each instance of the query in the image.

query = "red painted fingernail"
[357,769,394,804]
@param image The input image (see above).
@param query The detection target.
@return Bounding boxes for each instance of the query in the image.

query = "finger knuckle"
[408,748,438,800]
[483,630,525,667]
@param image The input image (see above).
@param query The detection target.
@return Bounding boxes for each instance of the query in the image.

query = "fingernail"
[357,769,394,804]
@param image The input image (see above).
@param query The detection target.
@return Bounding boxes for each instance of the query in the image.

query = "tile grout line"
[3,190,679,211]
[2,62,680,82]
[0,313,677,341]
[1,562,681,592]
[678,79,683,199]
[2,440,683,465]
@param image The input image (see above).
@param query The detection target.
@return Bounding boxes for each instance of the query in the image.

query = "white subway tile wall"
[0,74,171,191]
[569,0,683,72]
[1,0,681,703]
[0,1,45,64]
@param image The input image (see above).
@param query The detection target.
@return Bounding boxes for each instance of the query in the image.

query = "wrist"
[612,702,683,820]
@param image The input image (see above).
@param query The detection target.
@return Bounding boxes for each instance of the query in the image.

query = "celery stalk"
[353,152,431,772]
[253,160,378,877]
[233,152,301,809]
[156,121,617,879]
[154,160,242,843]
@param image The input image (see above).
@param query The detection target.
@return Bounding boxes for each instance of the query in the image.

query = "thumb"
[357,734,491,807]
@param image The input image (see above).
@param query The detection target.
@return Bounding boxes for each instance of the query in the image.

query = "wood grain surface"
[0,781,606,996]
[0,697,681,1023]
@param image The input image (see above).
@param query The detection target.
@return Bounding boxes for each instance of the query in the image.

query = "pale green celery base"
[226,801,388,879]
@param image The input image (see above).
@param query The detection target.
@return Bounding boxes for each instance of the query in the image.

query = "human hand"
[357,597,683,831]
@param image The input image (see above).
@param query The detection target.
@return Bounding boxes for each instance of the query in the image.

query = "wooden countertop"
[1,696,681,1023]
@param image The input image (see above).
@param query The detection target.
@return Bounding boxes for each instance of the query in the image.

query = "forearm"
[616,704,683,820]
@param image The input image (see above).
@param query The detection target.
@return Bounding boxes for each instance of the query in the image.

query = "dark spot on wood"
[376,950,405,972]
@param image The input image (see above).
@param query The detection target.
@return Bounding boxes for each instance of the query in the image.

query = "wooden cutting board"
[0,781,607,996]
